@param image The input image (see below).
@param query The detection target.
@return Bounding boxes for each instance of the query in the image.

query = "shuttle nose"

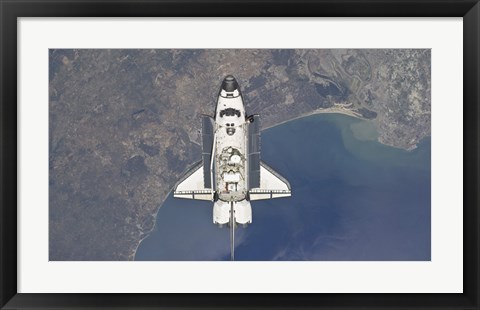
[221,75,239,92]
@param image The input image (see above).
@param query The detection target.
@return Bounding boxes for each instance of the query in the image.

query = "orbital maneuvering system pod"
[173,75,292,260]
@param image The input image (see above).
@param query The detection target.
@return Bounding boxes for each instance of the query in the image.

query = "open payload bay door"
[248,161,291,200]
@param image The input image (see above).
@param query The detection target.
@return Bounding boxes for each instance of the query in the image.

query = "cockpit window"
[220,108,241,117]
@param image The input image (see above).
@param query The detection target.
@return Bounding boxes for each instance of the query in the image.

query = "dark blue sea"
[135,113,431,261]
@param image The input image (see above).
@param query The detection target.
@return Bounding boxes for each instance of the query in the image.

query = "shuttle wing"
[173,115,215,201]
[173,161,214,201]
[248,161,291,200]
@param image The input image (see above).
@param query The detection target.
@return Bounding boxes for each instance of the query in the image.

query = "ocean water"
[135,113,431,261]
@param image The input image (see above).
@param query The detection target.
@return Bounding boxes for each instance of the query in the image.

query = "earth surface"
[49,49,431,260]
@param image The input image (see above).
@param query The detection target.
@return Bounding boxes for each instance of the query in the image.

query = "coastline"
[129,191,172,260]
[262,106,365,131]
[132,107,431,261]
[130,106,365,260]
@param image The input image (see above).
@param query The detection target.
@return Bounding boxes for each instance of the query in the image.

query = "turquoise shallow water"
[135,113,431,261]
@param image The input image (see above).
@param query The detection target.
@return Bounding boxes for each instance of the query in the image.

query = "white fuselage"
[214,88,248,202]
[173,75,291,232]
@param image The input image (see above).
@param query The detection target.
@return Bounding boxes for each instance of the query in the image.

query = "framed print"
[1,0,479,309]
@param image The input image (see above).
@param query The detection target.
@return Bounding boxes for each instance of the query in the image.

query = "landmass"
[49,49,430,260]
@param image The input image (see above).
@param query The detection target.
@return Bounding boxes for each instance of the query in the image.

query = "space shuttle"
[173,75,291,260]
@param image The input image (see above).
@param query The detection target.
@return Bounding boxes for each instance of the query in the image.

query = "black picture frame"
[1,1,479,309]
